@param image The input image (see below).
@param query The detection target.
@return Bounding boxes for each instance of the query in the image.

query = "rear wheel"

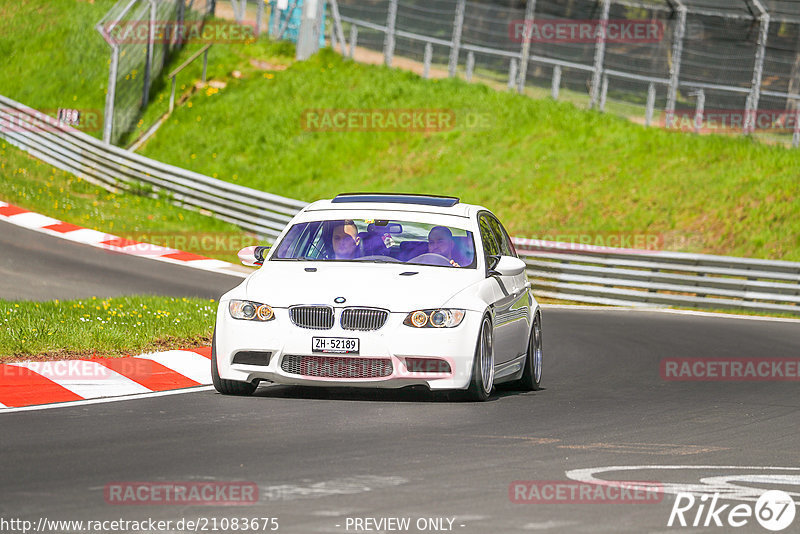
[511,311,542,391]
[466,315,494,401]
[211,330,257,396]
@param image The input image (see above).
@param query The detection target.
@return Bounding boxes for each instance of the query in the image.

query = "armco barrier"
[1,93,798,315]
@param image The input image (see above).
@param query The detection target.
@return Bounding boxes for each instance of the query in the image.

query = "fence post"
[793,104,800,148]
[448,0,465,78]
[102,45,120,144]
[256,0,264,37]
[349,24,358,59]
[142,0,156,108]
[508,58,518,90]
[666,3,686,124]
[599,74,609,112]
[328,0,347,56]
[692,89,705,133]
[744,1,770,135]
[551,65,561,99]
[270,0,281,38]
[517,0,537,94]
[465,51,475,82]
[423,43,432,79]
[590,0,611,109]
[645,82,656,126]
[383,0,398,67]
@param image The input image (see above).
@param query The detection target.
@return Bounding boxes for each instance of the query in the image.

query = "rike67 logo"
[668,490,796,531]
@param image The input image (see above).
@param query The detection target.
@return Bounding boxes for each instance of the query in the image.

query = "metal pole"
[517,0,537,94]
[270,1,281,38]
[590,0,611,109]
[666,4,686,123]
[793,104,800,148]
[508,58,518,91]
[551,65,561,99]
[202,47,209,82]
[328,0,347,56]
[142,0,156,108]
[383,0,398,67]
[645,82,656,126]
[423,43,432,79]
[599,74,609,112]
[693,89,705,134]
[744,1,769,135]
[256,0,264,38]
[465,51,475,82]
[169,76,177,113]
[448,0,465,78]
[349,24,357,59]
[102,45,120,144]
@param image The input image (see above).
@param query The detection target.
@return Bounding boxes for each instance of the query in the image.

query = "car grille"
[281,355,393,379]
[340,307,389,331]
[289,305,334,330]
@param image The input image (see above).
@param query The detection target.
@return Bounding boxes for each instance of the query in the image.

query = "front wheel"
[211,330,257,396]
[466,315,494,401]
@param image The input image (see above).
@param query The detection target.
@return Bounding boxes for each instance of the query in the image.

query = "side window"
[479,216,500,260]
[488,216,516,258]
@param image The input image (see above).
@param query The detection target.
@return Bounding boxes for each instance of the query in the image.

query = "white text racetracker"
[341,517,462,531]
[312,337,360,354]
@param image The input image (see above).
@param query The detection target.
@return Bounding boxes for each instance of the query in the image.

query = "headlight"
[229,300,274,321]
[403,309,465,328]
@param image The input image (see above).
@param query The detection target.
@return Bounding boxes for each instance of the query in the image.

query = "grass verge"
[136,45,800,261]
[0,296,216,362]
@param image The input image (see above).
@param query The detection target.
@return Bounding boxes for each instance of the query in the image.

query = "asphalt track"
[2,219,800,533]
[0,220,241,300]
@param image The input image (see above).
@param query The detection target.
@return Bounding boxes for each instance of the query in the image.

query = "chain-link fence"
[333,0,800,146]
[97,0,215,144]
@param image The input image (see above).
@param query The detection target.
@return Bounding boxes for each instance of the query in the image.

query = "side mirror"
[488,255,526,277]
[238,245,270,267]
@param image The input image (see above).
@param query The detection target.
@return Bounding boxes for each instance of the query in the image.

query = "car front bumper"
[214,305,481,390]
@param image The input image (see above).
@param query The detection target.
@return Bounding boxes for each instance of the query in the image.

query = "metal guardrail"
[1,93,798,315]
[0,94,307,240]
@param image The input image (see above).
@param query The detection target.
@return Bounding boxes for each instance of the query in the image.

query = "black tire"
[511,311,542,391]
[466,315,494,402]
[211,330,257,396]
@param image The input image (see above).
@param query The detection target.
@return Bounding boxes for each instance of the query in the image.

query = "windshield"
[272,219,477,268]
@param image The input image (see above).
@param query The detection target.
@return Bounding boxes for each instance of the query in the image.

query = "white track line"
[0,386,216,414]
[541,304,800,323]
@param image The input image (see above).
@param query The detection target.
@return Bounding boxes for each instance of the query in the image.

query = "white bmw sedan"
[212,193,542,401]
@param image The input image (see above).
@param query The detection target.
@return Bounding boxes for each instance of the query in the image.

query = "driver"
[331,220,361,259]
[427,226,460,267]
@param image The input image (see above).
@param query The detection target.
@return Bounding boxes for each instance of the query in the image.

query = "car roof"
[303,193,487,219]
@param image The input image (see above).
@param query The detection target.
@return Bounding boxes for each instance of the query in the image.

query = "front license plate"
[312,337,360,354]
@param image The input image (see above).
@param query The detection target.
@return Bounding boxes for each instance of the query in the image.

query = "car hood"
[244,261,481,311]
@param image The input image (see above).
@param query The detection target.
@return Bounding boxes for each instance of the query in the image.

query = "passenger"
[331,220,361,259]
[428,226,460,267]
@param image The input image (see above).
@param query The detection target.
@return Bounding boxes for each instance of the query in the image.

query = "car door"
[478,214,520,364]
[486,214,531,360]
